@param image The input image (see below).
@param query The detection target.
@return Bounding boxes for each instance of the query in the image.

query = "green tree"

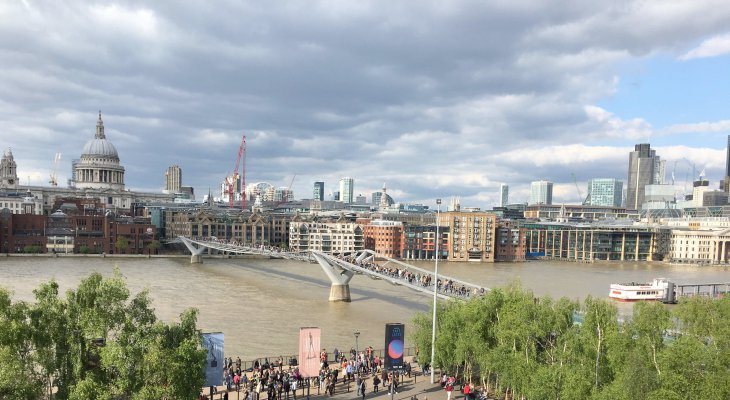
[147,239,161,255]
[115,236,129,254]
[0,270,206,399]
[0,288,44,399]
[23,245,43,253]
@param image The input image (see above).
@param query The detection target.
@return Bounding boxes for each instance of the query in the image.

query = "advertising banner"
[384,323,405,371]
[202,332,225,387]
[298,327,321,378]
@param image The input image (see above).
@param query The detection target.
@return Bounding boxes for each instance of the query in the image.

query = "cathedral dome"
[74,111,125,191]
[82,137,119,158]
[80,112,119,159]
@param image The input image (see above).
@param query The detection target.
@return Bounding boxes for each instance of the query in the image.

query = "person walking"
[445,377,454,400]
[372,375,380,393]
[359,378,366,400]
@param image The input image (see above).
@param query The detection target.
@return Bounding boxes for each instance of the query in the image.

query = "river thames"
[1,256,728,359]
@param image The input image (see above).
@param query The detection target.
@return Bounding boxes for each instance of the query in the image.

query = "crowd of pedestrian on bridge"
[195,237,292,255]
[335,254,485,299]
[193,236,487,298]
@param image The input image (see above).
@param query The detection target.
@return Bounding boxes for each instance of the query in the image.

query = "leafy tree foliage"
[411,285,730,400]
[115,236,129,253]
[147,240,161,254]
[0,270,206,399]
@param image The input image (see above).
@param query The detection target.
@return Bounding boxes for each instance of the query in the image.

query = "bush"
[23,245,43,254]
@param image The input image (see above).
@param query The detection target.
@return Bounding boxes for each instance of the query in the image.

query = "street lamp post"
[430,198,441,384]
[354,331,360,361]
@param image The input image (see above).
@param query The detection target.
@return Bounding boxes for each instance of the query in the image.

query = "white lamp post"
[430,198,441,384]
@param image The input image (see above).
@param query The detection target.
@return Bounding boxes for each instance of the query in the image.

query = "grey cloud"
[1,1,728,208]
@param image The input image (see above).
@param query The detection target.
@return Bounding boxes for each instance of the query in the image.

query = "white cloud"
[497,144,626,168]
[664,120,730,134]
[583,106,653,140]
[680,32,730,60]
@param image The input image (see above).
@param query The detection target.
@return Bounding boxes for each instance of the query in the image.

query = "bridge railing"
[317,251,486,300]
[185,237,312,260]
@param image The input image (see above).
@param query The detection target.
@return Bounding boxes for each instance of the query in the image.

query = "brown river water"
[1,256,728,360]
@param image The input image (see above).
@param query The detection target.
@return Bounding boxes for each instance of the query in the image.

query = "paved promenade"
[202,363,451,400]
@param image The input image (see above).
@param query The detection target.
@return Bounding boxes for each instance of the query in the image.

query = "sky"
[1,1,730,208]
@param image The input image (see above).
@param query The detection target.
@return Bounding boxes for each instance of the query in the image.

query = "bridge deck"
[178,237,487,301]
[178,237,313,262]
[312,250,487,301]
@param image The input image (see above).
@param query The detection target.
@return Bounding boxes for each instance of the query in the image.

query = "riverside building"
[289,219,364,253]
[523,221,670,262]
[439,210,496,262]
[362,219,403,258]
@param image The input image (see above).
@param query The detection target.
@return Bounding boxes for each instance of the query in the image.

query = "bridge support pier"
[312,253,355,302]
[329,284,351,302]
[179,237,207,264]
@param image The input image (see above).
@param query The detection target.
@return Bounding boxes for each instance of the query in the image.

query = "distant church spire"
[95,110,105,139]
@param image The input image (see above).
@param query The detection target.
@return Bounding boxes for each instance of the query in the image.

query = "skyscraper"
[586,178,623,207]
[627,143,662,210]
[313,181,324,201]
[164,165,182,194]
[499,184,509,207]
[339,177,354,203]
[530,180,553,205]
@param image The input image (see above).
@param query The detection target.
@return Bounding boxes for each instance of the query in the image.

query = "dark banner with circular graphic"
[384,323,405,371]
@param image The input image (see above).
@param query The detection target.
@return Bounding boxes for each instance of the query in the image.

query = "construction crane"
[282,174,296,203]
[225,135,246,209]
[49,152,61,186]
[571,173,585,204]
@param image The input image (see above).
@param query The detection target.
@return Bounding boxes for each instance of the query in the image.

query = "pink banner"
[298,327,321,378]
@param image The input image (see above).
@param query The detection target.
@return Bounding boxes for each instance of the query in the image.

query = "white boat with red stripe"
[609,278,673,302]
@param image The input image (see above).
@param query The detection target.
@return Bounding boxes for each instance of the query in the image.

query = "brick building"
[362,220,403,258]
[401,224,448,260]
[440,211,496,262]
[495,219,526,261]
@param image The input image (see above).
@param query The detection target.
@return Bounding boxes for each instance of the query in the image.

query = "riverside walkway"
[178,236,488,302]
[200,360,487,400]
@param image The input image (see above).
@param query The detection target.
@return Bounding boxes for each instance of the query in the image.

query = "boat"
[609,278,674,302]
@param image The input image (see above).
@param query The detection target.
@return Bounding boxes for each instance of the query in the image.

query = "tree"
[23,245,43,253]
[0,288,44,399]
[115,236,128,254]
[411,284,730,400]
[146,240,161,255]
[0,270,206,399]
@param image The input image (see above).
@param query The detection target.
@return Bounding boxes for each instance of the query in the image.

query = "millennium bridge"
[177,236,487,302]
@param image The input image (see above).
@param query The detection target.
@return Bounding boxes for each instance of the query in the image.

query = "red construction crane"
[226,134,246,209]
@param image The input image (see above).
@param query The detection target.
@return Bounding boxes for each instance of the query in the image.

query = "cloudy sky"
[1,1,730,208]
